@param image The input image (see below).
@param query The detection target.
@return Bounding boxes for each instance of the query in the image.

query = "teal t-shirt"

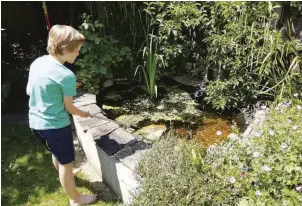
[27,55,77,129]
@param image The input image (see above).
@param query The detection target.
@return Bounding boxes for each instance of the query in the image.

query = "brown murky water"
[173,117,233,148]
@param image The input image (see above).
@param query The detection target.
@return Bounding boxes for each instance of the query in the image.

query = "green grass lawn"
[1,125,120,206]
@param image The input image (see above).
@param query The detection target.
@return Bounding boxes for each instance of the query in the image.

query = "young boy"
[26,25,96,205]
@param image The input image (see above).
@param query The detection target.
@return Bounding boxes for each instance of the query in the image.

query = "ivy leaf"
[94,37,100,44]
[81,23,89,30]
[97,66,107,74]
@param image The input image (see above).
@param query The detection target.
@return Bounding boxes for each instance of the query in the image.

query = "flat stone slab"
[74,104,104,123]
[72,94,148,205]
[88,122,120,140]
[94,128,138,156]
[73,93,96,107]
[80,104,103,115]
[79,114,110,131]
[109,128,138,145]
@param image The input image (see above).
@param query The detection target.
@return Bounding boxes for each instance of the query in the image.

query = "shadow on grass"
[1,125,119,206]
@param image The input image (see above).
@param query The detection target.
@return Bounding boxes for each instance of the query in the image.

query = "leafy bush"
[133,96,302,205]
[202,2,302,110]
[144,2,208,72]
[143,2,302,110]
[76,14,132,94]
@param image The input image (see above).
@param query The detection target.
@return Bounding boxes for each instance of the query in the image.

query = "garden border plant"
[132,96,302,205]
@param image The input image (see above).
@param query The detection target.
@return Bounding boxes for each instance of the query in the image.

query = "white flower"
[262,165,272,172]
[228,176,236,184]
[255,190,262,196]
[292,125,298,131]
[297,105,302,110]
[254,130,262,137]
[233,155,239,162]
[261,105,266,110]
[296,186,302,191]
[275,106,280,111]
[280,143,288,151]
[282,200,287,206]
[216,131,222,136]
[269,130,275,136]
[280,109,284,113]
[293,93,299,97]
[253,152,260,158]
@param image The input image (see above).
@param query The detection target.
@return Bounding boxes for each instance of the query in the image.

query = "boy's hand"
[63,96,92,118]
[80,111,92,118]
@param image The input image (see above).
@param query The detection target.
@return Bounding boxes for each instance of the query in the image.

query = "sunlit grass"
[1,125,119,206]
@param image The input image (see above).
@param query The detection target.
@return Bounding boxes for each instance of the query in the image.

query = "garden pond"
[95,78,247,148]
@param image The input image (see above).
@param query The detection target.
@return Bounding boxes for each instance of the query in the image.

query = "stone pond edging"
[72,92,151,205]
[72,92,269,205]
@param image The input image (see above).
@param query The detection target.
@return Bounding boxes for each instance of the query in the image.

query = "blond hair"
[47,25,85,55]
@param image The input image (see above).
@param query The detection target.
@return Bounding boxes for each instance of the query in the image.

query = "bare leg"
[52,154,59,170]
[52,154,81,176]
[58,162,96,205]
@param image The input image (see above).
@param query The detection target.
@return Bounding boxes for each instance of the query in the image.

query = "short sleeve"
[60,74,77,96]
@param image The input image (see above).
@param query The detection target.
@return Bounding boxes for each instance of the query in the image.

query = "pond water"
[98,81,240,148]
[172,116,234,148]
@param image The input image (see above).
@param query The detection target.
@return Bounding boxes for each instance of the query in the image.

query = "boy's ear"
[62,49,69,55]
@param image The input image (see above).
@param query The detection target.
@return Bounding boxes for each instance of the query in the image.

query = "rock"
[103,79,114,88]
[234,108,254,131]
[135,124,167,141]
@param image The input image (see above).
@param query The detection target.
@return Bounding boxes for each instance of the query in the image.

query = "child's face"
[64,44,82,64]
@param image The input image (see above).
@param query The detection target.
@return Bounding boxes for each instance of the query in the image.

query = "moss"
[102,105,125,116]
[104,92,122,101]
[104,86,203,126]
[115,114,147,126]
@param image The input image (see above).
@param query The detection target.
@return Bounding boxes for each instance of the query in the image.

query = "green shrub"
[144,2,208,72]
[133,96,302,205]
[203,2,302,110]
[76,14,132,94]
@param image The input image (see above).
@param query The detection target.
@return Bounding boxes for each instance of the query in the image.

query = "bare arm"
[63,96,92,118]
[26,84,30,96]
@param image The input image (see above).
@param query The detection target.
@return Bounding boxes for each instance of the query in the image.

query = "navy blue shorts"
[31,125,75,165]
